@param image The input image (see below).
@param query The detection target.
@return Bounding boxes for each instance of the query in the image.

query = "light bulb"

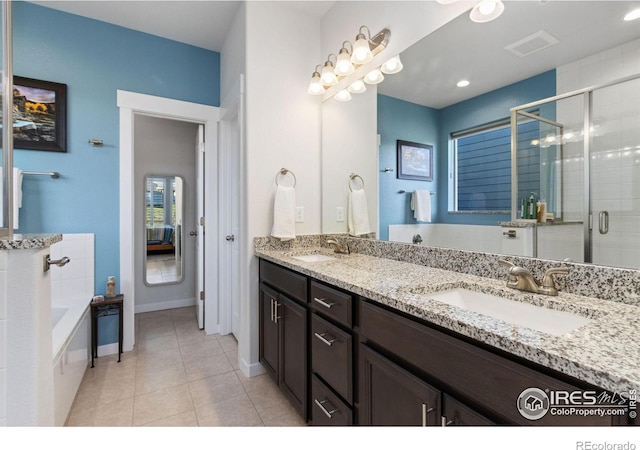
[321,61,338,86]
[334,89,352,102]
[348,79,367,94]
[624,8,640,21]
[351,34,373,64]
[307,72,325,95]
[456,80,470,87]
[364,68,384,85]
[335,49,355,76]
[469,0,504,23]
[381,55,403,74]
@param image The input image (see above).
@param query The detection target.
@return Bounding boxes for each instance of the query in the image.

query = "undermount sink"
[291,254,337,262]
[423,287,591,336]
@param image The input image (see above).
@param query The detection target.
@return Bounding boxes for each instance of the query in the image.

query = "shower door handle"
[598,211,609,235]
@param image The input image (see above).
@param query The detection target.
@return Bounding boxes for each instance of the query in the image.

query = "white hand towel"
[271,185,296,241]
[411,190,432,223]
[13,168,23,230]
[348,188,371,236]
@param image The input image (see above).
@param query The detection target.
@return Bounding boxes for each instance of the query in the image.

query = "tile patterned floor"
[66,306,306,427]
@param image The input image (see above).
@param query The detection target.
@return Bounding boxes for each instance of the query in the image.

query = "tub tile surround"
[255,234,640,394]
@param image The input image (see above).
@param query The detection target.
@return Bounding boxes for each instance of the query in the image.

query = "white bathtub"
[50,233,94,426]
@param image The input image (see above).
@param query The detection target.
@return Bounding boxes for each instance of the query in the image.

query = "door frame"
[118,90,220,351]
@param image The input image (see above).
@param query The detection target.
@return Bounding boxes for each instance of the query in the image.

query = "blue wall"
[377,70,556,236]
[378,95,439,240]
[12,2,220,345]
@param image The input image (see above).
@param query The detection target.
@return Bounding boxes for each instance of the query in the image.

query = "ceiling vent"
[505,30,559,57]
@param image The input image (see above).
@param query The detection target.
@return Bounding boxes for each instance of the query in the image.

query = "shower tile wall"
[0,251,6,426]
[555,37,640,269]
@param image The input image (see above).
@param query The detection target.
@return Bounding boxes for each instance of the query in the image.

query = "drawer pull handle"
[314,399,338,419]
[422,403,434,426]
[314,332,335,346]
[274,301,281,324]
[441,416,455,426]
[270,298,274,322]
[313,297,335,309]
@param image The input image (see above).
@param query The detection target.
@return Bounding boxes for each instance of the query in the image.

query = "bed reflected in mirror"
[144,175,184,285]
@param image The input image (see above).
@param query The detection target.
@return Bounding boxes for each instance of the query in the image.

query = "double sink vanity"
[255,235,639,427]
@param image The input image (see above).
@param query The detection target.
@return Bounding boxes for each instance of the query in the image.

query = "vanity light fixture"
[351,26,375,64]
[624,8,640,21]
[320,54,339,86]
[307,65,326,95]
[335,41,356,76]
[380,55,403,74]
[348,79,367,94]
[470,0,505,23]
[364,68,385,85]
[334,89,352,102]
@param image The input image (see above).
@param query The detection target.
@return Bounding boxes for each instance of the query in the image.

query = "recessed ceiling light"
[624,8,640,21]
[457,80,470,87]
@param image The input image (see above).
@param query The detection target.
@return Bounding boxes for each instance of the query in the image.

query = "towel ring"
[275,168,296,188]
[349,173,364,192]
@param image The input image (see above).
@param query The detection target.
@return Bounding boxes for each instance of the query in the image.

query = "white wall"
[134,115,199,312]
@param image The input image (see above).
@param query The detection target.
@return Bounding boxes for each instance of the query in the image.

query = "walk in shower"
[511,73,640,270]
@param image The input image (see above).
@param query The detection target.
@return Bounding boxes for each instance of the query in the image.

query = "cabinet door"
[259,283,279,381]
[442,394,495,426]
[280,294,308,419]
[360,345,441,426]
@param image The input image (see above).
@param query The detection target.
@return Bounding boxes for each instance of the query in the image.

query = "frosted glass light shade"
[351,34,373,64]
[334,89,352,102]
[381,55,403,74]
[364,68,384,85]
[307,73,325,95]
[321,61,338,86]
[335,50,355,76]
[348,79,367,94]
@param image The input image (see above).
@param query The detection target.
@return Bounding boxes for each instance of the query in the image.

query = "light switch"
[336,207,344,222]
[295,207,304,223]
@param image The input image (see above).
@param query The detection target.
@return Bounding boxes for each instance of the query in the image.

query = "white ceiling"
[378,1,640,109]
[27,1,640,108]
[30,1,336,52]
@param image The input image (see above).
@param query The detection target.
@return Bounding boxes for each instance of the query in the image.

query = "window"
[450,119,540,212]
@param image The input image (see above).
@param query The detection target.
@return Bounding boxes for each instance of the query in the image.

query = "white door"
[196,124,205,329]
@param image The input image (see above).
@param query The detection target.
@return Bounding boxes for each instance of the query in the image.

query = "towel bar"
[398,190,435,195]
[349,173,364,192]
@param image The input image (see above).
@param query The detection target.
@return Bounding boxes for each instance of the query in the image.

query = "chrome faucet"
[498,259,569,296]
[412,234,423,245]
[326,238,350,255]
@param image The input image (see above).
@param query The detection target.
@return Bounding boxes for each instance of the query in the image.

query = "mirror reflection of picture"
[397,140,433,181]
[144,175,184,286]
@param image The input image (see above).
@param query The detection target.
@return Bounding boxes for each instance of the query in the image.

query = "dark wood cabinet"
[360,344,441,426]
[259,260,308,420]
[442,394,495,426]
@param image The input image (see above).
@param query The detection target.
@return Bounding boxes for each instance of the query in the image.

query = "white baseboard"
[134,297,196,314]
[238,358,266,378]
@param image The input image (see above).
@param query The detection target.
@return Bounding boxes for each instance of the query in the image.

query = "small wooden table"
[90,294,124,367]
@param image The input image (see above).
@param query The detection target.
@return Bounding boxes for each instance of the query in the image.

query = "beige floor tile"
[248,381,300,422]
[188,371,246,409]
[179,338,224,362]
[66,397,134,427]
[133,383,194,426]
[236,371,277,395]
[225,352,239,371]
[136,346,183,369]
[262,408,308,427]
[143,409,199,427]
[135,362,188,395]
[137,324,176,341]
[136,333,180,352]
[195,394,262,426]
[183,353,234,381]
[217,334,238,353]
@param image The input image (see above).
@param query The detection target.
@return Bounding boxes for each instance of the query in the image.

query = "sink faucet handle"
[539,266,570,296]
[498,259,515,269]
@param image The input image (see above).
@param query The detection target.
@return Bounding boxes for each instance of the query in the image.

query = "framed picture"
[397,140,433,181]
[12,76,67,152]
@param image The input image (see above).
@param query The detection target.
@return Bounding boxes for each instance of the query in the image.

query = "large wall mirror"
[321,1,640,270]
[144,175,184,285]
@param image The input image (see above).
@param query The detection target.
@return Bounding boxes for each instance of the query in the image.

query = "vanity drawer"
[259,259,307,303]
[310,280,353,327]
[311,313,353,404]
[311,374,353,426]
[360,300,617,426]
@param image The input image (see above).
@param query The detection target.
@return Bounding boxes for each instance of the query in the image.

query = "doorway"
[118,90,221,352]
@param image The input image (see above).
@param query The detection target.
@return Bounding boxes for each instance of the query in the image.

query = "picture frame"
[11,76,67,152]
[397,140,433,181]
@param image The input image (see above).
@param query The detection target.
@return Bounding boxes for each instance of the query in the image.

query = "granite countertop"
[255,246,640,395]
[0,233,63,250]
